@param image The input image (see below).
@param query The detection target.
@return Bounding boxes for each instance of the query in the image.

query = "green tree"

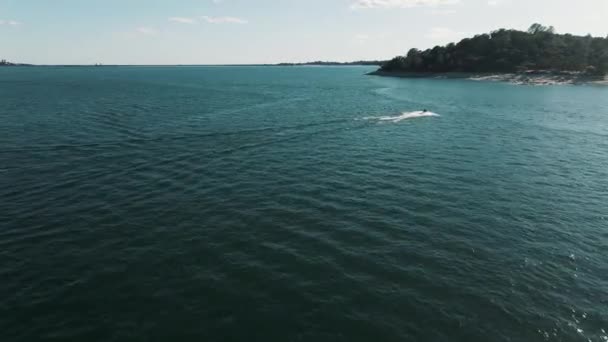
[380,24,608,75]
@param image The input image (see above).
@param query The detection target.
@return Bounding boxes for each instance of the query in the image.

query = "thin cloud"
[0,19,21,26]
[354,34,371,43]
[354,33,389,44]
[136,27,158,35]
[201,16,248,24]
[351,0,459,9]
[488,0,508,6]
[431,9,457,15]
[425,27,467,41]
[169,17,196,24]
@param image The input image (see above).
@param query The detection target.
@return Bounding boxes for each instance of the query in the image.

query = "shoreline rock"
[368,70,608,86]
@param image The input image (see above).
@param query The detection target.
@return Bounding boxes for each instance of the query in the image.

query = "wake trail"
[363,111,440,123]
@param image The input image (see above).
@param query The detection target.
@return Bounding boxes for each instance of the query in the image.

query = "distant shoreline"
[276,61,384,67]
[368,70,608,86]
[0,63,379,68]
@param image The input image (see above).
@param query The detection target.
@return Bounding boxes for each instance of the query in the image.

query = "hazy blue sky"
[1,0,607,64]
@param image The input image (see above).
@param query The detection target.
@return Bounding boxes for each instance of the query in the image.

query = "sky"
[1,0,607,65]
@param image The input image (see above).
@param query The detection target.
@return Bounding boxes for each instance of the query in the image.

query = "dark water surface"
[1,66,607,341]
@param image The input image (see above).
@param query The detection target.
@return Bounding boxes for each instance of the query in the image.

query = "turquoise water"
[1,66,608,341]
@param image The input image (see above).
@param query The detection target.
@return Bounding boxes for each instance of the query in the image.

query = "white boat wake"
[363,111,440,123]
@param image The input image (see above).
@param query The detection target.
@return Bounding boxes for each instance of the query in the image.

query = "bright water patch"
[364,110,440,123]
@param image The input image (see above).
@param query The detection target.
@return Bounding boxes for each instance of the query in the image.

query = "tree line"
[381,24,608,75]
[278,60,384,66]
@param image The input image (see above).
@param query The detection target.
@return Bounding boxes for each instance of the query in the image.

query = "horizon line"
[3,63,384,67]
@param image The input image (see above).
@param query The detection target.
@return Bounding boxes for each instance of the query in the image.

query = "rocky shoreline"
[368,70,608,86]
